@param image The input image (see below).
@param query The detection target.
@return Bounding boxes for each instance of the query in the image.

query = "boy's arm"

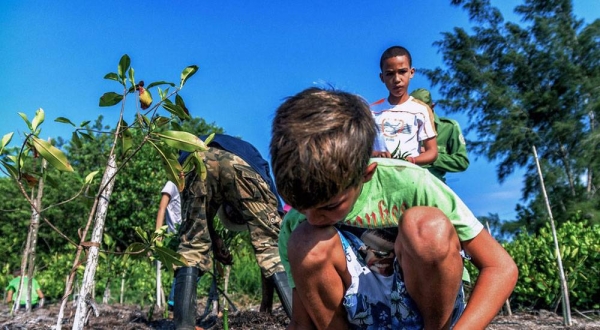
[37,288,45,307]
[155,193,171,231]
[287,289,317,330]
[454,230,518,329]
[413,137,438,165]
[6,289,14,303]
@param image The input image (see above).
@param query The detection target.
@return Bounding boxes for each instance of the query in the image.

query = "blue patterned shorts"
[339,229,465,329]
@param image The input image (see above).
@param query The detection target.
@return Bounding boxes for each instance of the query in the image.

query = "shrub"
[502,219,600,311]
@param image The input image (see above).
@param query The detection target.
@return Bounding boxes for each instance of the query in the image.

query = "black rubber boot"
[272,271,293,318]
[173,267,201,330]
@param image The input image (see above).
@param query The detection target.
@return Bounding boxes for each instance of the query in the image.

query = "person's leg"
[168,280,176,309]
[173,267,201,330]
[174,170,215,328]
[396,206,463,329]
[287,221,350,328]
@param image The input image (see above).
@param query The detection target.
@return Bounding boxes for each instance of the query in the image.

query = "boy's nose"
[302,209,328,226]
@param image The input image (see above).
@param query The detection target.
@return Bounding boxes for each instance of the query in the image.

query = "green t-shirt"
[6,276,41,305]
[278,158,484,287]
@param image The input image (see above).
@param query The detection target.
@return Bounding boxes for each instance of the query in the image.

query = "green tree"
[424,0,600,232]
[58,115,223,250]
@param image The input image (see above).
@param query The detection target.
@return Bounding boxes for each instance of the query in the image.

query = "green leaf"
[203,133,215,146]
[124,242,148,262]
[118,54,131,83]
[155,246,188,269]
[162,103,190,120]
[80,120,91,127]
[30,137,74,172]
[149,141,184,188]
[193,152,207,181]
[85,170,99,184]
[175,94,185,108]
[18,112,33,131]
[119,120,133,157]
[128,67,135,89]
[1,132,14,150]
[104,72,120,82]
[0,160,18,178]
[31,108,45,131]
[103,234,114,248]
[154,116,171,127]
[79,131,93,141]
[171,121,183,131]
[99,92,124,107]
[55,117,76,126]
[71,132,82,148]
[146,81,176,89]
[134,226,149,243]
[122,134,133,158]
[180,65,198,89]
[155,130,206,152]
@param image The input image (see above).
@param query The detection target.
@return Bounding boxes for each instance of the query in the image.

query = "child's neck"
[387,94,410,105]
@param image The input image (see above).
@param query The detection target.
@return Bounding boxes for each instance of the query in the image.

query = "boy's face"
[299,184,363,227]
[298,163,377,227]
[379,55,415,104]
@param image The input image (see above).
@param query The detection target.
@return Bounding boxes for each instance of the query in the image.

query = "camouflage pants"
[178,147,284,278]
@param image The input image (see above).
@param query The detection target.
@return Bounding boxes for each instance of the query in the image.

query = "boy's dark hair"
[270,87,376,210]
[379,46,412,70]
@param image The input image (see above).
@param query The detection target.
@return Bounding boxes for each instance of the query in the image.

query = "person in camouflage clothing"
[174,134,291,330]
[410,88,469,184]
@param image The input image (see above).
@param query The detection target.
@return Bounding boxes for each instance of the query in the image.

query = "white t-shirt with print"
[371,96,436,158]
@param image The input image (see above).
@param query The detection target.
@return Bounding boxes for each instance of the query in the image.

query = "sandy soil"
[2,302,600,329]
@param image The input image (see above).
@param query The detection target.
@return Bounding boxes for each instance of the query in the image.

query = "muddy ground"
[2,302,600,329]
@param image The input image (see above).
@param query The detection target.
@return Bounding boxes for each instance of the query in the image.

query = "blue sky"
[1,1,598,220]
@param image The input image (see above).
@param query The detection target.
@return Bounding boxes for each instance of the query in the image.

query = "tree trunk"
[559,144,576,197]
[102,280,111,304]
[14,157,46,313]
[26,168,43,312]
[72,154,118,330]
[587,110,596,198]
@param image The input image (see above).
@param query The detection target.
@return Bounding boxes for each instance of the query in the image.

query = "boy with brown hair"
[270,87,517,329]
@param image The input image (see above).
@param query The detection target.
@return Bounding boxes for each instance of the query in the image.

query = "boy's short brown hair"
[270,87,376,210]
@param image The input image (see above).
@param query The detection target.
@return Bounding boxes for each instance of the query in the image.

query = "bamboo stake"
[532,145,572,326]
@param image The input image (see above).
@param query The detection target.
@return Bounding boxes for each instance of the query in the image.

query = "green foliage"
[504,220,600,310]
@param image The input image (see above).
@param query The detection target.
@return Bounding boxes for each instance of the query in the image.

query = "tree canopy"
[423,0,600,232]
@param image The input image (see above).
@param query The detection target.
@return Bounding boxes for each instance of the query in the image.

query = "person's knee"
[399,206,459,262]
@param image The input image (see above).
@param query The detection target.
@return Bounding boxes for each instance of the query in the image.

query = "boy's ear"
[363,162,378,182]
[379,72,384,83]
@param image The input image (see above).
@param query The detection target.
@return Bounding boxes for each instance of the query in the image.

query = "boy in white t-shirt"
[156,181,182,234]
[155,180,181,309]
[372,45,438,166]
